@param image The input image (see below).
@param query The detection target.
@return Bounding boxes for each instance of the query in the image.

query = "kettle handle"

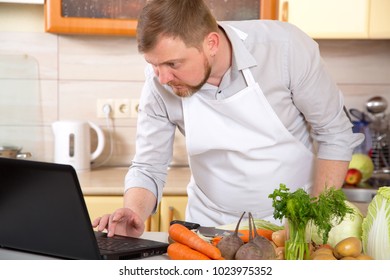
[88,121,105,161]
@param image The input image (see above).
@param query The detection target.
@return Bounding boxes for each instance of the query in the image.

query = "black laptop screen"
[0,158,101,259]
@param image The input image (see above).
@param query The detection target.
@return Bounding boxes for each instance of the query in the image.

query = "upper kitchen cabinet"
[369,0,390,38]
[44,0,278,36]
[0,0,44,3]
[279,0,390,39]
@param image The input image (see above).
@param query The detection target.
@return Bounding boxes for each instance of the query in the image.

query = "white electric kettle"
[52,120,105,172]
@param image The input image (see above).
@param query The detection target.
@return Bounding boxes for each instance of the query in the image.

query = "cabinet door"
[84,196,124,222]
[0,1,44,3]
[83,196,160,232]
[159,196,188,232]
[280,0,369,38]
[369,0,390,38]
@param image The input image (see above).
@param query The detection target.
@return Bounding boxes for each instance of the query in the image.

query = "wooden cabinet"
[279,0,390,39]
[84,195,160,231]
[84,196,123,222]
[0,0,44,3]
[159,196,188,232]
[79,167,190,232]
[84,195,188,233]
[369,0,390,38]
[279,0,369,38]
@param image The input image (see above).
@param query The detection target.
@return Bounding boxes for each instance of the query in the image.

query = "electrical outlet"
[97,98,138,118]
[114,99,132,118]
[130,99,140,118]
[97,99,114,118]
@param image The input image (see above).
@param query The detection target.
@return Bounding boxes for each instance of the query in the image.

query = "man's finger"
[97,215,110,232]
[91,217,101,227]
[107,211,125,237]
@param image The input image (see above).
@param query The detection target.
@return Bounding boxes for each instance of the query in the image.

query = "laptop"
[0,157,168,260]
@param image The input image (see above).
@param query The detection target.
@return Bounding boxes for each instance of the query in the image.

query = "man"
[93,0,363,238]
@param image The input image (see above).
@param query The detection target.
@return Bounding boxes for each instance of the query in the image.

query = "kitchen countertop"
[77,166,191,196]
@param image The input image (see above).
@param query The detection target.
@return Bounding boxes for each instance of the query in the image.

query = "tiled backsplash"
[317,40,390,112]
[0,32,147,166]
[0,27,389,167]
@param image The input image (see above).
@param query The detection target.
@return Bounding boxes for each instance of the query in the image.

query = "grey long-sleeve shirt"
[124,20,364,206]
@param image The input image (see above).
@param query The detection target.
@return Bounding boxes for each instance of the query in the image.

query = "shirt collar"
[218,22,258,71]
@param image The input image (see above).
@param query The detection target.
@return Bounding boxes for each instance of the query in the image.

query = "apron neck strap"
[242,68,256,87]
[226,25,256,88]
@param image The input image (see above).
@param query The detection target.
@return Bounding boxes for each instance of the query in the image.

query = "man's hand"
[92,208,145,238]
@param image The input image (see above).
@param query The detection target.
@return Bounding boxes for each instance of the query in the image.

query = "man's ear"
[205,32,220,57]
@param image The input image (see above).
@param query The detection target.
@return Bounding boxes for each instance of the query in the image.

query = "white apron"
[182,31,315,226]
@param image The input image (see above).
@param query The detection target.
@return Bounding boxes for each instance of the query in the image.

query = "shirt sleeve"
[286,24,364,161]
[124,67,177,212]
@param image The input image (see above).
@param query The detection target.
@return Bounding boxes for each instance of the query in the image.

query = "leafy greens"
[362,186,390,260]
[269,184,354,260]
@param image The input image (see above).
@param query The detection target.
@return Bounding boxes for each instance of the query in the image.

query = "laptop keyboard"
[97,237,149,252]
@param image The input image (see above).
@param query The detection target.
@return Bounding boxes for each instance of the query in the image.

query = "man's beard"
[168,58,211,98]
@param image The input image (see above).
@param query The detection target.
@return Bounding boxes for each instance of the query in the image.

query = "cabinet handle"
[145,216,151,231]
[281,1,289,22]
[168,206,174,223]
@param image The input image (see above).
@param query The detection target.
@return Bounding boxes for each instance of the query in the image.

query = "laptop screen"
[0,158,103,259]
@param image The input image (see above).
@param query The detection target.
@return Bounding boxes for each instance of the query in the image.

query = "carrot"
[169,223,222,259]
[212,236,223,246]
[238,228,274,243]
[167,242,211,260]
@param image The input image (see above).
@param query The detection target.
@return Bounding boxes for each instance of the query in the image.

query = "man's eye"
[168,62,178,68]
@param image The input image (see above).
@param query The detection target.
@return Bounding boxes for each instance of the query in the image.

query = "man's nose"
[155,67,173,85]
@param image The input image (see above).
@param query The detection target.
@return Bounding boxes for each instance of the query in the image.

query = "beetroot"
[235,212,276,260]
[249,212,276,260]
[217,212,245,260]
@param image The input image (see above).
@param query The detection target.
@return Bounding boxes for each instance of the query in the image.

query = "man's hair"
[137,0,219,53]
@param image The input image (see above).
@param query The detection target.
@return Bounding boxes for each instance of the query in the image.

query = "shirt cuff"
[317,132,365,161]
[124,169,161,214]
